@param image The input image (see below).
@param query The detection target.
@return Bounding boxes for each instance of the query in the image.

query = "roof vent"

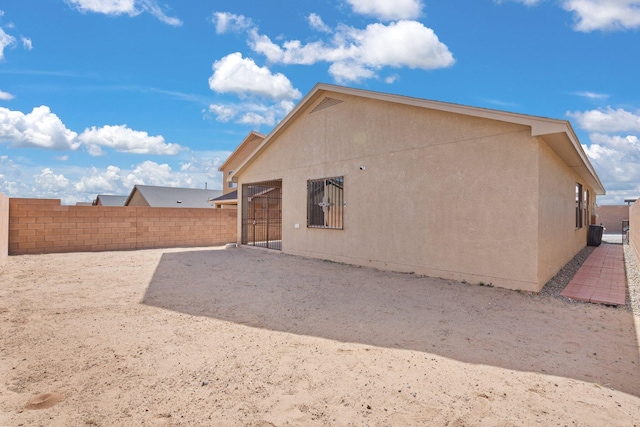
[310,97,344,114]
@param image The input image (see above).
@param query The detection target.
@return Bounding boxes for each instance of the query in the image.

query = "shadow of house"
[141,248,640,397]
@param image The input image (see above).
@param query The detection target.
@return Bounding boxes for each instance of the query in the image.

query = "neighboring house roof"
[210,190,238,202]
[218,131,266,173]
[209,190,238,208]
[230,83,605,195]
[94,194,127,206]
[124,185,223,208]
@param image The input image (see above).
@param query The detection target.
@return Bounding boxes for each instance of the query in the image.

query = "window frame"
[575,183,583,229]
[307,176,344,230]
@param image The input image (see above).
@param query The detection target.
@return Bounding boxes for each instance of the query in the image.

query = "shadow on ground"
[142,247,640,397]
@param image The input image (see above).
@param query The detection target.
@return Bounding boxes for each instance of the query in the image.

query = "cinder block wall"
[631,201,640,263]
[8,198,237,255]
[596,205,629,234]
[0,193,8,265]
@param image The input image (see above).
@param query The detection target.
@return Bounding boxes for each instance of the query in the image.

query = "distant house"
[209,190,238,209]
[124,185,222,208]
[229,83,605,293]
[94,194,127,206]
[212,131,266,208]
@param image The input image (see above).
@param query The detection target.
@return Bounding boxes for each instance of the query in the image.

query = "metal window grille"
[576,183,583,229]
[307,177,344,229]
[241,180,282,250]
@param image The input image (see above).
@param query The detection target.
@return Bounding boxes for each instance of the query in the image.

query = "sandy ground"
[1,246,639,427]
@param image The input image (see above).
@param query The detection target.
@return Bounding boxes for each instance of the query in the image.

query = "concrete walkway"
[560,243,626,306]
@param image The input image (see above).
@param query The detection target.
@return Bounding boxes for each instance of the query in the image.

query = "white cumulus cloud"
[249,20,455,83]
[502,0,640,31]
[562,0,640,31]
[212,12,254,34]
[208,52,302,100]
[208,100,295,127]
[66,0,137,15]
[568,107,640,133]
[0,106,80,150]
[34,168,70,192]
[0,105,183,156]
[570,106,640,203]
[0,27,16,60]
[74,165,124,193]
[78,124,184,156]
[0,89,14,100]
[65,0,181,26]
[308,13,332,33]
[345,0,423,20]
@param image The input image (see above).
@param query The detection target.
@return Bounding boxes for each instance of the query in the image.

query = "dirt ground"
[1,246,639,426]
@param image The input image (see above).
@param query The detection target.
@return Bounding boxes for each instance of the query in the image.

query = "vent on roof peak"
[310,97,344,114]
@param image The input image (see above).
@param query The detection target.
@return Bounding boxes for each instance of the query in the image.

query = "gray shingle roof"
[125,185,222,208]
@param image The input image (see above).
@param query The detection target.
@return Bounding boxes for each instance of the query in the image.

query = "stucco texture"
[236,90,598,292]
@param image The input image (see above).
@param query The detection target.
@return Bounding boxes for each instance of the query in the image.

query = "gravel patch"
[623,244,640,314]
[539,243,640,314]
[538,245,595,300]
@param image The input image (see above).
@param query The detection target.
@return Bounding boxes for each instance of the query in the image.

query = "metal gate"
[241,180,282,250]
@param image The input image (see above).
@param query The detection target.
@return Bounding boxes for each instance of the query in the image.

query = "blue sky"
[0,0,639,204]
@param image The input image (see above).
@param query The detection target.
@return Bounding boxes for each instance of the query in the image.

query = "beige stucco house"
[229,83,605,292]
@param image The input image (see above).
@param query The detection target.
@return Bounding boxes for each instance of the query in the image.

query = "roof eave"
[229,83,606,196]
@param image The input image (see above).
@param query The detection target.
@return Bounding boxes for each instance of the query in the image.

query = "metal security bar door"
[241,180,282,250]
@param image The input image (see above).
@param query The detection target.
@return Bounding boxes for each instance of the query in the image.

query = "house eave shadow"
[141,247,640,397]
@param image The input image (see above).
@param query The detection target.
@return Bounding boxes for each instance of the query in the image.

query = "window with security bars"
[307,177,344,229]
[575,183,583,229]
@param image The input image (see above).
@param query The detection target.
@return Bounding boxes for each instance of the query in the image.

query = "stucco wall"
[0,192,8,266]
[9,198,236,255]
[238,93,549,291]
[596,205,629,234]
[221,133,263,195]
[631,200,640,264]
[536,139,593,287]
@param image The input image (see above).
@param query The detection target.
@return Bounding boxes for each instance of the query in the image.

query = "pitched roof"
[218,131,266,172]
[124,185,222,208]
[230,83,605,195]
[95,194,127,206]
